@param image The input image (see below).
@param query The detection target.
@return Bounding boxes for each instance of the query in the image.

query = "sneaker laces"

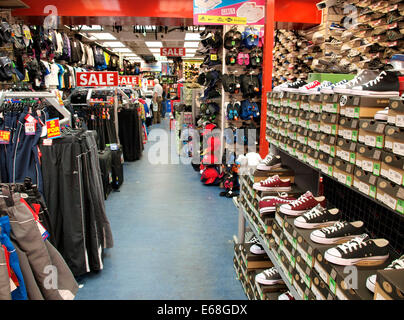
[248,236,260,244]
[262,155,275,165]
[261,175,279,185]
[289,192,311,208]
[263,267,278,277]
[363,71,386,88]
[337,235,368,254]
[303,205,324,220]
[321,221,347,234]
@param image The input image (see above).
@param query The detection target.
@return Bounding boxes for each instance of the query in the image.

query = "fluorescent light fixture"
[149,48,161,53]
[89,33,117,40]
[102,41,126,48]
[185,33,201,41]
[112,48,133,53]
[145,41,163,47]
[184,42,199,48]
[186,48,197,53]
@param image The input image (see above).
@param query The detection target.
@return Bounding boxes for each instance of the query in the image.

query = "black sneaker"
[255,267,284,285]
[324,234,389,266]
[283,79,307,92]
[310,221,365,244]
[256,154,282,171]
[350,70,400,96]
[249,236,265,255]
[366,255,404,293]
[294,205,340,229]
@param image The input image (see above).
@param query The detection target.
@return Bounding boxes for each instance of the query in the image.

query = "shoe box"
[287,124,298,141]
[322,93,340,114]
[309,112,322,132]
[279,121,289,137]
[336,138,357,164]
[333,158,355,187]
[374,269,404,300]
[309,93,323,114]
[308,130,321,151]
[380,150,404,186]
[295,252,316,292]
[256,281,288,300]
[311,271,336,300]
[280,106,291,123]
[384,125,404,157]
[355,143,382,176]
[296,143,309,162]
[292,268,316,300]
[340,95,390,119]
[387,97,404,127]
[243,243,274,271]
[277,249,295,287]
[358,119,386,149]
[289,93,302,110]
[306,147,320,168]
[286,139,299,157]
[280,137,291,152]
[319,133,337,157]
[296,126,309,145]
[353,167,378,199]
[376,177,404,215]
[289,109,300,126]
[338,117,360,142]
[318,151,335,176]
[300,94,310,112]
[253,166,295,184]
[299,110,311,130]
[320,113,339,136]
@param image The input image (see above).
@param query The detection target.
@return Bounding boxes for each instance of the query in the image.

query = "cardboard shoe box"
[333,158,355,187]
[380,150,404,185]
[299,110,311,130]
[358,119,386,149]
[376,177,404,214]
[289,109,300,126]
[340,95,389,119]
[296,143,308,162]
[309,94,322,114]
[287,124,299,141]
[254,166,295,183]
[336,138,357,164]
[318,151,335,176]
[319,133,337,157]
[311,271,337,300]
[387,97,404,127]
[322,93,340,114]
[355,143,382,176]
[296,126,308,145]
[286,139,299,157]
[279,120,290,138]
[306,147,320,169]
[338,117,360,142]
[374,269,404,300]
[353,167,378,199]
[300,94,310,112]
[308,130,321,151]
[320,112,339,136]
[280,106,290,123]
[384,125,404,156]
[289,93,302,110]
[309,112,322,132]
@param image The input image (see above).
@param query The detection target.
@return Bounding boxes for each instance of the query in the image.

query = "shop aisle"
[75,118,246,300]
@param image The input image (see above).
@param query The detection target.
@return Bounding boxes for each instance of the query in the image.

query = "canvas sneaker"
[273,82,290,92]
[374,107,389,121]
[253,175,291,192]
[283,79,308,92]
[309,81,333,94]
[279,191,325,216]
[350,71,400,96]
[259,194,296,214]
[257,155,282,171]
[333,69,380,94]
[278,291,295,300]
[310,221,365,244]
[255,267,284,285]
[294,205,340,229]
[324,234,389,266]
[366,255,404,293]
[248,236,265,255]
[299,80,321,94]
[320,79,348,94]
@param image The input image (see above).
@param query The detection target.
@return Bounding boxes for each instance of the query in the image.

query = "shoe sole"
[310,233,363,245]
[257,163,282,171]
[333,88,353,94]
[324,252,389,266]
[293,220,339,230]
[374,114,388,121]
[255,278,284,286]
[250,248,266,255]
[259,207,276,214]
[349,90,400,96]
[253,185,292,192]
[320,89,335,94]
[279,207,309,216]
[366,277,376,293]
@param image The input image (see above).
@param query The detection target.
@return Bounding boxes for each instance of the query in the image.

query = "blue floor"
[75,119,246,300]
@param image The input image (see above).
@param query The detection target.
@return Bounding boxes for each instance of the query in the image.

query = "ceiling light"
[89,33,116,40]
[185,33,201,41]
[145,41,163,47]
[149,48,161,53]
[184,42,199,48]
[112,48,133,53]
[102,41,125,48]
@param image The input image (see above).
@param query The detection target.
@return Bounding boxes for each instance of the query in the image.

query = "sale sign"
[46,118,61,139]
[160,47,186,57]
[193,0,265,25]
[118,76,141,86]
[76,71,119,87]
[0,130,10,144]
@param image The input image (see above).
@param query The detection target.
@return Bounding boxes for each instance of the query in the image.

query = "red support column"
[259,0,275,158]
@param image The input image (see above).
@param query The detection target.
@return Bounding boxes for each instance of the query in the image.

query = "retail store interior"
[0,0,403,301]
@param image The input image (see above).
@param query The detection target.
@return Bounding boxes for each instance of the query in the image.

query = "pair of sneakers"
[226,102,241,121]
[237,52,249,66]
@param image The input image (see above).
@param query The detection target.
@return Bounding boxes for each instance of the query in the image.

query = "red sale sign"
[160,47,186,57]
[118,76,140,86]
[76,72,119,87]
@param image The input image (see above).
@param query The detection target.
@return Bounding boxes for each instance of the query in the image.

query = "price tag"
[389,169,403,185]
[46,118,61,139]
[384,194,397,210]
[25,122,36,135]
[329,278,337,295]
[352,131,358,142]
[210,54,217,61]
[345,107,355,118]
[362,160,374,172]
[385,140,393,150]
[24,29,32,40]
[376,136,384,149]
[369,185,376,198]
[346,175,352,186]
[0,130,10,144]
[340,174,347,185]
[397,199,404,214]
[396,115,404,127]
[365,135,376,147]
[359,182,370,195]
[393,142,404,156]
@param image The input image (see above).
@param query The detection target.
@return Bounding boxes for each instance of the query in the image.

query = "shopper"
[152,79,163,124]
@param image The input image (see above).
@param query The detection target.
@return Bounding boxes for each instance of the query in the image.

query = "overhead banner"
[160,47,186,57]
[193,0,265,25]
[76,71,119,87]
[118,75,141,86]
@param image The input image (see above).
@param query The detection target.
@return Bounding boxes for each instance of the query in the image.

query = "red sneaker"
[259,195,296,214]
[279,191,326,216]
[253,175,292,192]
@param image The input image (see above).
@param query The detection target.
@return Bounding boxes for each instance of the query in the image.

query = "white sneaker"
[299,80,321,94]
[374,107,388,121]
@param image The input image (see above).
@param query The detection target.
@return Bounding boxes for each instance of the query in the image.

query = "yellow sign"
[198,15,247,25]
